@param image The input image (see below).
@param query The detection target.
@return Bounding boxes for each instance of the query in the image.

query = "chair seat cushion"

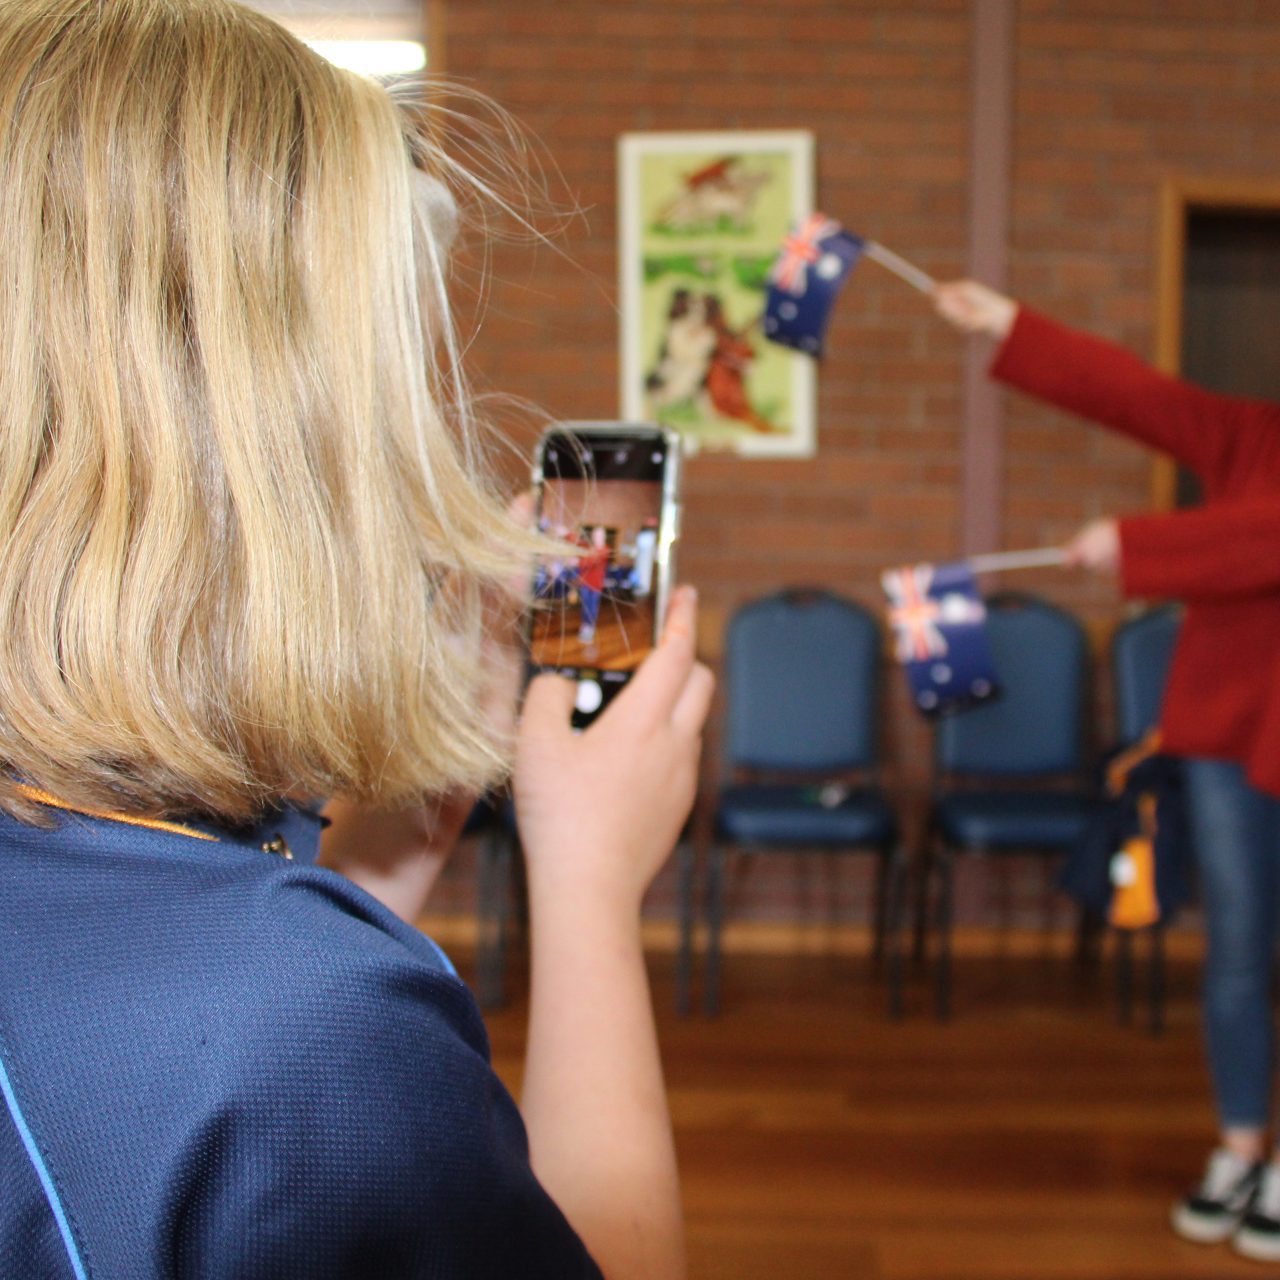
[716,784,896,848]
[936,791,1096,851]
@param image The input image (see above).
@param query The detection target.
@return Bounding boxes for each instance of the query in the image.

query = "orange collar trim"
[15,784,219,842]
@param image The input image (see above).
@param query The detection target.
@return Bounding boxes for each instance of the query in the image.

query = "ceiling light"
[303,38,427,75]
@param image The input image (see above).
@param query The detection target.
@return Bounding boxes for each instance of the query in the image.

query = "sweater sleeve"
[990,307,1280,484]
[1120,499,1280,600]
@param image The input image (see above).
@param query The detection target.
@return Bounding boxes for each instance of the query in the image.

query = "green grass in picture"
[648,215,760,238]
[658,400,703,424]
[653,397,786,431]
[643,253,723,283]
[730,255,775,291]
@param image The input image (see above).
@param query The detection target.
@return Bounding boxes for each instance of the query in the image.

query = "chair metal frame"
[700,589,906,1019]
[914,592,1095,1020]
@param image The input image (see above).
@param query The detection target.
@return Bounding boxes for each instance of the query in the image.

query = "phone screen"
[530,428,675,727]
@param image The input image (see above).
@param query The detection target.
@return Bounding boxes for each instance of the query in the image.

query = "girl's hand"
[1063,517,1121,576]
[513,585,713,917]
[933,280,1018,341]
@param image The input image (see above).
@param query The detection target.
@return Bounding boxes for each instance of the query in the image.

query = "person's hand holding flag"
[1062,517,1121,576]
[932,279,1018,340]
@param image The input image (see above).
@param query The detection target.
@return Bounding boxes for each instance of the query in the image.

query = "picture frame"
[618,130,816,458]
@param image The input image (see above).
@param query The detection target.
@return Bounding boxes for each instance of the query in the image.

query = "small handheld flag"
[881,561,999,717]
[763,212,938,357]
[763,214,864,357]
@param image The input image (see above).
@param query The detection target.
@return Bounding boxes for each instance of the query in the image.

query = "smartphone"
[529,422,682,729]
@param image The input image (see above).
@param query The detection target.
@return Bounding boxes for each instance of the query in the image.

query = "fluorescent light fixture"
[303,38,426,75]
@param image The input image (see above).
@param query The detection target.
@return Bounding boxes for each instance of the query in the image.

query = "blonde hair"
[0,0,528,822]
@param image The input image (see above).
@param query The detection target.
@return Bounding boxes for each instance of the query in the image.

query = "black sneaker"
[1171,1148,1263,1244]
[1235,1163,1280,1261]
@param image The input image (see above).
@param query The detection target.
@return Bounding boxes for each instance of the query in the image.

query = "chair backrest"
[724,589,881,772]
[935,592,1088,778]
[1112,604,1181,746]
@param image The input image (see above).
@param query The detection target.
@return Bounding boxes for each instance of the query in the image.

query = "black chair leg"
[703,843,726,1017]
[872,847,888,964]
[1075,905,1105,969]
[1116,929,1133,1026]
[476,823,511,1010]
[934,846,955,1021]
[1149,924,1165,1036]
[883,845,907,1020]
[675,838,696,1017]
[912,818,936,965]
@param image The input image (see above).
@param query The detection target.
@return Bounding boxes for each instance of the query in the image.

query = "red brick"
[784,13,876,44]
[1015,87,1109,118]
[880,15,969,47]
[637,43,735,76]
[688,11,786,42]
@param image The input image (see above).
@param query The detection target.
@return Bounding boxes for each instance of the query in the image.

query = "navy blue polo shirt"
[0,798,600,1278]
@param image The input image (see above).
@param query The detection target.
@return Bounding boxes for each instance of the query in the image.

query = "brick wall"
[429,0,1280,930]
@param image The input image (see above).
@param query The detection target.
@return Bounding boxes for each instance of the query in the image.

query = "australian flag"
[880,561,1000,716]
[762,212,863,357]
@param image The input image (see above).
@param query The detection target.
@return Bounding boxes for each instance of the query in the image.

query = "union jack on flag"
[762,213,865,357]
[882,565,946,663]
[879,560,999,717]
[771,213,842,296]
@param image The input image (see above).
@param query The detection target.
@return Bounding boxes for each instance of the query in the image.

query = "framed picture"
[619,130,816,458]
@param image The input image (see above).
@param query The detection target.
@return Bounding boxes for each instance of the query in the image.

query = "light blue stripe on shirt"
[0,1043,89,1280]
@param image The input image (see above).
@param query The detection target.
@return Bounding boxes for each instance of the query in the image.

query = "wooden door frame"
[1153,176,1280,509]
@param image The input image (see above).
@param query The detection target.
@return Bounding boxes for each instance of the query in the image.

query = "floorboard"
[475,946,1266,1279]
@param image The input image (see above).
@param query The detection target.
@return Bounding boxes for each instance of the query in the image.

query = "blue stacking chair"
[918,592,1094,1019]
[1113,605,1181,748]
[1109,604,1183,1031]
[702,590,904,1017]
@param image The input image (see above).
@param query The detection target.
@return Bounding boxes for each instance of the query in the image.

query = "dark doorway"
[1177,208,1280,505]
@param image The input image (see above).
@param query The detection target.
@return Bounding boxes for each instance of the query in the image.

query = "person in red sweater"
[936,280,1280,1263]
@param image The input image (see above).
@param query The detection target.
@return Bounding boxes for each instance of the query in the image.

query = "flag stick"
[966,547,1068,574]
[864,241,937,294]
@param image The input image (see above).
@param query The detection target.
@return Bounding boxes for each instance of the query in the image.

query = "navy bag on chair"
[701,589,905,1018]
[1059,605,1186,1032]
[1060,739,1190,931]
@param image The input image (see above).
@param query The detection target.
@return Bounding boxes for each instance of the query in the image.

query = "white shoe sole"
[1171,1203,1243,1244]
[1233,1228,1280,1262]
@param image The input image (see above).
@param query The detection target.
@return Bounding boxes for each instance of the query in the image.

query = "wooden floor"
[476,945,1273,1280]
[529,592,655,671]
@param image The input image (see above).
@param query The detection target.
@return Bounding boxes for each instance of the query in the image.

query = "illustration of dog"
[645,289,717,413]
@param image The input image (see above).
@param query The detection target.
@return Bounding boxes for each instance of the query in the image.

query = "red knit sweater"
[991,307,1280,798]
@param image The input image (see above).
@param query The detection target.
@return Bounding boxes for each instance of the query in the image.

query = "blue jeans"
[578,585,601,638]
[1184,758,1280,1129]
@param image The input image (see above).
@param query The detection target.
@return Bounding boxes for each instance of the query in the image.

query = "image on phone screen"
[530,427,676,728]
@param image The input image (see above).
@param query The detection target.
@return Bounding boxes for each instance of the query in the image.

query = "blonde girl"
[0,3,710,1277]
